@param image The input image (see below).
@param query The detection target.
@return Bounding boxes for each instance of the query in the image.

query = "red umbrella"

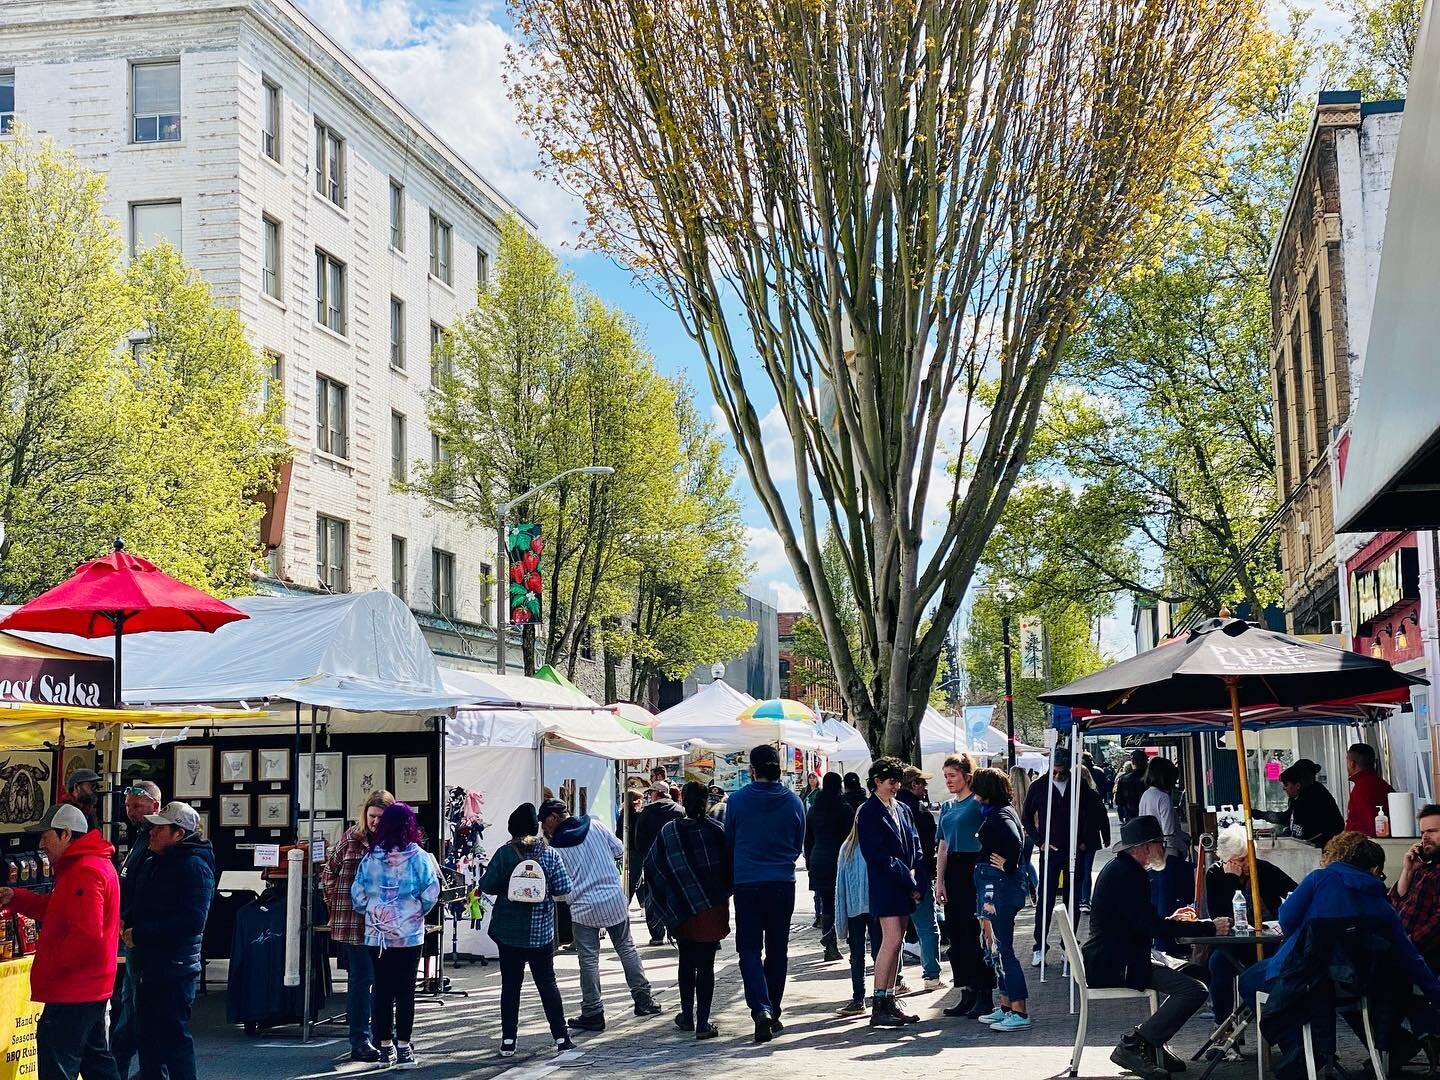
[0,539,248,706]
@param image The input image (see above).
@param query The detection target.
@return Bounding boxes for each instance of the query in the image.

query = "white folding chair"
[1055,907,1158,1077]
[1255,990,1388,1080]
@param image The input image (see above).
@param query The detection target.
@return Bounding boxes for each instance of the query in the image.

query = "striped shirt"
[552,821,629,928]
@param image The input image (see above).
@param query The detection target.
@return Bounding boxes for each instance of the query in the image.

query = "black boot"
[944,989,977,1018]
[869,994,905,1029]
[823,940,843,963]
[889,995,921,1025]
[964,990,994,1020]
[1110,1032,1169,1080]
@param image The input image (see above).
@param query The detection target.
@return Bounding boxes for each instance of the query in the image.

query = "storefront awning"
[1337,9,1440,532]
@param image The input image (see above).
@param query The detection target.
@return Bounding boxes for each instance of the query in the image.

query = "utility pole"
[1002,614,1016,769]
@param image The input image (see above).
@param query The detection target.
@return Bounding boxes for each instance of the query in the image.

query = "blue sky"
[298,0,1348,663]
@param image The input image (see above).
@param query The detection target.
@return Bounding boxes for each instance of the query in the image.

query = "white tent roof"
[652,680,836,753]
[442,667,684,760]
[7,592,473,714]
[816,715,870,769]
[919,706,970,756]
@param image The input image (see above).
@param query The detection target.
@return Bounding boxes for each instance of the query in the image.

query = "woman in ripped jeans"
[971,768,1032,1032]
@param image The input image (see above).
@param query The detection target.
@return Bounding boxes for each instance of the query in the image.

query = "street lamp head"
[579,466,615,477]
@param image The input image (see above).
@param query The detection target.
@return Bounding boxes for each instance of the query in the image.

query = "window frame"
[261,350,283,412]
[261,215,281,300]
[314,248,347,336]
[431,547,456,619]
[390,410,407,483]
[429,322,451,387]
[429,212,452,284]
[131,60,181,144]
[261,77,281,161]
[389,295,406,370]
[389,179,405,252]
[391,535,408,602]
[315,374,348,459]
[313,118,345,206]
[316,514,349,593]
[0,72,15,135]
[431,430,455,501]
[129,199,183,257]
[476,246,489,290]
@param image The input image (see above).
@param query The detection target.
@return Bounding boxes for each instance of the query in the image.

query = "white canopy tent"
[815,715,871,775]
[651,679,837,753]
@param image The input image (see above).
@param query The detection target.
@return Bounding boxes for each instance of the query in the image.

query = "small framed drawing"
[393,756,429,803]
[173,746,213,799]
[310,816,344,853]
[194,813,210,842]
[257,748,290,782]
[220,750,252,784]
[346,755,387,820]
[258,795,290,827]
[298,752,343,813]
[221,794,251,828]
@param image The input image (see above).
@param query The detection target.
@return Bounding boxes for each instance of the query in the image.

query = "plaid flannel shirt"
[479,840,571,949]
[1391,860,1440,960]
[642,816,731,931]
[320,826,369,946]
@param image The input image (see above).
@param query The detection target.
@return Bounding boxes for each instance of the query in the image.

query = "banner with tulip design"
[506,523,544,626]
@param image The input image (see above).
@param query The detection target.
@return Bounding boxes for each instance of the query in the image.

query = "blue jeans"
[846,915,881,1002]
[136,968,199,1080]
[912,890,941,980]
[344,942,375,1050]
[110,952,140,1077]
[733,881,795,1019]
[976,865,1027,1004]
[1019,836,1039,891]
[1076,848,1096,906]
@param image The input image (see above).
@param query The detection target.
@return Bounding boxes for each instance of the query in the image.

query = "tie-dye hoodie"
[349,843,441,949]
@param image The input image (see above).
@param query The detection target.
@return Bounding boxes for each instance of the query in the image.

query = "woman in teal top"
[934,754,993,1018]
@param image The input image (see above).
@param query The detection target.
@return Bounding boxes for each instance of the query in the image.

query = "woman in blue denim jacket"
[971,768,1032,1032]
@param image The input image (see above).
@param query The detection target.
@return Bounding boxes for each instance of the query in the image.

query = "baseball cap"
[28,803,89,834]
[144,801,200,833]
[902,766,932,784]
[538,799,568,822]
[749,744,781,768]
[67,769,102,786]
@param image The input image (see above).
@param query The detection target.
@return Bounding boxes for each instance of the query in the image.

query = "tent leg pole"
[1226,679,1265,963]
[1041,751,1054,982]
[1069,725,1082,1015]
[303,705,317,1043]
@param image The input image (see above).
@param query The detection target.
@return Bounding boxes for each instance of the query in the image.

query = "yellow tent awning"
[0,703,255,750]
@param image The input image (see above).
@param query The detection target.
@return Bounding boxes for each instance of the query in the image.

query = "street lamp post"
[1002,613,1016,769]
[495,466,614,675]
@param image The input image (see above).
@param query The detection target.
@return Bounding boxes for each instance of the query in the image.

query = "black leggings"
[370,945,421,1044]
[497,943,568,1042]
[944,854,993,992]
[677,939,720,1027]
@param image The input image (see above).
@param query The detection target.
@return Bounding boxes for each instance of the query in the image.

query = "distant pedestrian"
[1137,756,1193,953]
[0,803,119,1080]
[125,801,215,1080]
[1254,758,1343,848]
[804,772,852,962]
[59,768,102,832]
[971,767,1031,1032]
[935,754,993,1019]
[1115,749,1149,824]
[1008,765,1039,898]
[350,801,439,1070]
[1020,751,1081,966]
[856,757,922,1028]
[842,772,866,816]
[644,782,733,1040]
[631,783,685,945]
[111,779,162,1078]
[320,788,396,1063]
[707,786,728,823]
[803,772,821,811]
[478,804,574,1058]
[1344,742,1394,836]
[725,744,805,1043]
[618,788,643,840]
[538,798,659,1032]
[897,765,944,990]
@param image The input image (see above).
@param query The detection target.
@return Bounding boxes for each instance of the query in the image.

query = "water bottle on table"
[1231,889,1250,934]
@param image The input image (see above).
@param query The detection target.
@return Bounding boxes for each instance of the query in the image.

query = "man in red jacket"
[0,802,120,1080]
[1345,743,1395,836]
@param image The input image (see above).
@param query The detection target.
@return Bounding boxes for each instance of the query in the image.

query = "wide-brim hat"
[1278,758,1322,784]
[1113,814,1164,853]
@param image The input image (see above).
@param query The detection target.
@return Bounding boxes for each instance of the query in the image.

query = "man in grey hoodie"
[540,800,660,1031]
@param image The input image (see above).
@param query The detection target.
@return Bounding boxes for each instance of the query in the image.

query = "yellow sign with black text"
[0,957,41,1079]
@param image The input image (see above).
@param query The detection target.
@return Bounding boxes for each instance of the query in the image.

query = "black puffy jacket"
[127,833,216,976]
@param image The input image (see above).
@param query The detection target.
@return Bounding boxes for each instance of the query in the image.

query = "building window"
[479,562,493,624]
[314,249,346,334]
[261,350,282,409]
[261,216,281,299]
[429,212,452,284]
[477,247,489,290]
[132,61,181,143]
[389,179,405,251]
[390,411,407,482]
[430,323,451,387]
[130,200,182,256]
[0,73,14,134]
[315,374,348,458]
[431,548,456,618]
[313,119,344,206]
[432,431,455,500]
[261,78,280,161]
[1307,289,1329,449]
[391,536,407,602]
[316,515,348,592]
[390,296,405,369]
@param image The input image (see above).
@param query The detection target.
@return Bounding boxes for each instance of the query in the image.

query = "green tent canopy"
[534,664,652,737]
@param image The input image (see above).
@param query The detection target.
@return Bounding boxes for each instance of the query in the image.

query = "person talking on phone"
[1390,803,1440,973]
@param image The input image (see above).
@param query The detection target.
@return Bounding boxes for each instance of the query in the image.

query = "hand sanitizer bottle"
[1375,806,1391,838]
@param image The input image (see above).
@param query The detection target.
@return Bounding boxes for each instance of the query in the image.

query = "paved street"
[190,845,1386,1080]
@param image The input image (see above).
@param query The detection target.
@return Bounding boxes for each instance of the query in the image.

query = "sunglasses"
[122,786,155,798]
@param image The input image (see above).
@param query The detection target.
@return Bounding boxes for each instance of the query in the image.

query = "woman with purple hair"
[350,802,440,1069]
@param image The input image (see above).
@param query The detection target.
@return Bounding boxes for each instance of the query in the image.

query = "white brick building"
[0,0,520,665]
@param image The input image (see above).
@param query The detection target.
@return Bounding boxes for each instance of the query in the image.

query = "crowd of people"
[5,745,1439,1079]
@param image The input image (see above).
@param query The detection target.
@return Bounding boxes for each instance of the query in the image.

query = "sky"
[296,0,1349,666]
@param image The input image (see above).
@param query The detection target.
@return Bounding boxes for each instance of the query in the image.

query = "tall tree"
[1325,0,1424,97]
[511,0,1258,753]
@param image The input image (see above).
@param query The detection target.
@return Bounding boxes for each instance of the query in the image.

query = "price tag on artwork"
[253,844,280,868]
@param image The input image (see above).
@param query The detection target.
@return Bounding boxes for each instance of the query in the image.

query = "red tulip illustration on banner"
[507,524,543,624]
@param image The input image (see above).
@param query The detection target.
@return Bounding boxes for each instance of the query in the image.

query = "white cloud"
[743,525,809,613]
[297,0,584,247]
[758,404,796,484]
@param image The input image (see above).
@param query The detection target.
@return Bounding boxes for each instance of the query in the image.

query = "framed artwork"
[62,751,95,788]
[393,756,429,803]
[220,794,251,828]
[257,748,290,782]
[298,752,343,813]
[194,813,210,841]
[345,756,387,820]
[220,750,253,784]
[173,746,213,799]
[258,795,290,827]
[0,751,52,835]
[309,816,344,853]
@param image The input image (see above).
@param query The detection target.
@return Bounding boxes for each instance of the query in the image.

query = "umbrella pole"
[1225,678,1265,962]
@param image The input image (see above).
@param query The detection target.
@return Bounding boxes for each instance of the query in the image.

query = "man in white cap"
[0,802,121,1080]
[111,780,162,1078]
[124,801,215,1080]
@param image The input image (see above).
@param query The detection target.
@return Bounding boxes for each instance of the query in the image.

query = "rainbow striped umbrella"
[737,698,818,724]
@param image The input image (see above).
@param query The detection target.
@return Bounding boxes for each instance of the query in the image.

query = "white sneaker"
[923,977,945,992]
[1031,948,1044,967]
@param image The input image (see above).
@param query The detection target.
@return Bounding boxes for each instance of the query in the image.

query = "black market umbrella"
[1040,618,1424,943]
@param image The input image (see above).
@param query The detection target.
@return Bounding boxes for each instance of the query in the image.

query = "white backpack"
[507,852,548,904]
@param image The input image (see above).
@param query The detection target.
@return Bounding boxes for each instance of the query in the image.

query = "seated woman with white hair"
[1202,824,1297,1023]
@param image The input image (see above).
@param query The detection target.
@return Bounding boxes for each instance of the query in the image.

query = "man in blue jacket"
[124,801,215,1080]
[725,744,805,1044]
[111,780,162,1079]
